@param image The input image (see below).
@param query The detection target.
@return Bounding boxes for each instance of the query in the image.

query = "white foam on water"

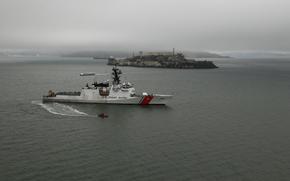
[31,100,88,116]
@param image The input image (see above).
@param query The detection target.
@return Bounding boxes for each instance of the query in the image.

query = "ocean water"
[1,57,290,180]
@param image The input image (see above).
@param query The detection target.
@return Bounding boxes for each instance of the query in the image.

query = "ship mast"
[112,66,122,85]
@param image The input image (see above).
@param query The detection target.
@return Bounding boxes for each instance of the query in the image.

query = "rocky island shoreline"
[107,51,218,69]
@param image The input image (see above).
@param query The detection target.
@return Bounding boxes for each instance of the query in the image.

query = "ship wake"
[32,100,88,116]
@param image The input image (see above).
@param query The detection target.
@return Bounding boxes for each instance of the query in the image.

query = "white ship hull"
[43,94,172,105]
[43,87,172,105]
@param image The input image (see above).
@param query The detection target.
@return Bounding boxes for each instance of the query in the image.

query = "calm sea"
[1,56,290,181]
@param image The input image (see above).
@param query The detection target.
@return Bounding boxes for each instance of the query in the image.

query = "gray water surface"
[1,57,290,181]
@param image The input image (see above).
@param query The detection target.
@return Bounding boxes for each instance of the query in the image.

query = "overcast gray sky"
[0,0,289,52]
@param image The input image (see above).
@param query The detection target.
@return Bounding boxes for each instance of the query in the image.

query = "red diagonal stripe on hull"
[140,95,154,105]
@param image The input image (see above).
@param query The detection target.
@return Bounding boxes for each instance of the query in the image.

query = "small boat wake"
[31,100,88,117]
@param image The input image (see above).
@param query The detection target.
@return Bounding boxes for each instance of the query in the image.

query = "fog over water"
[0,0,290,53]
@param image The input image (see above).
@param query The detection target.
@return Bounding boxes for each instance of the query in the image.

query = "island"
[107,51,218,69]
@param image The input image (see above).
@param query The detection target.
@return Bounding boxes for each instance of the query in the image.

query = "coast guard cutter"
[43,66,172,105]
